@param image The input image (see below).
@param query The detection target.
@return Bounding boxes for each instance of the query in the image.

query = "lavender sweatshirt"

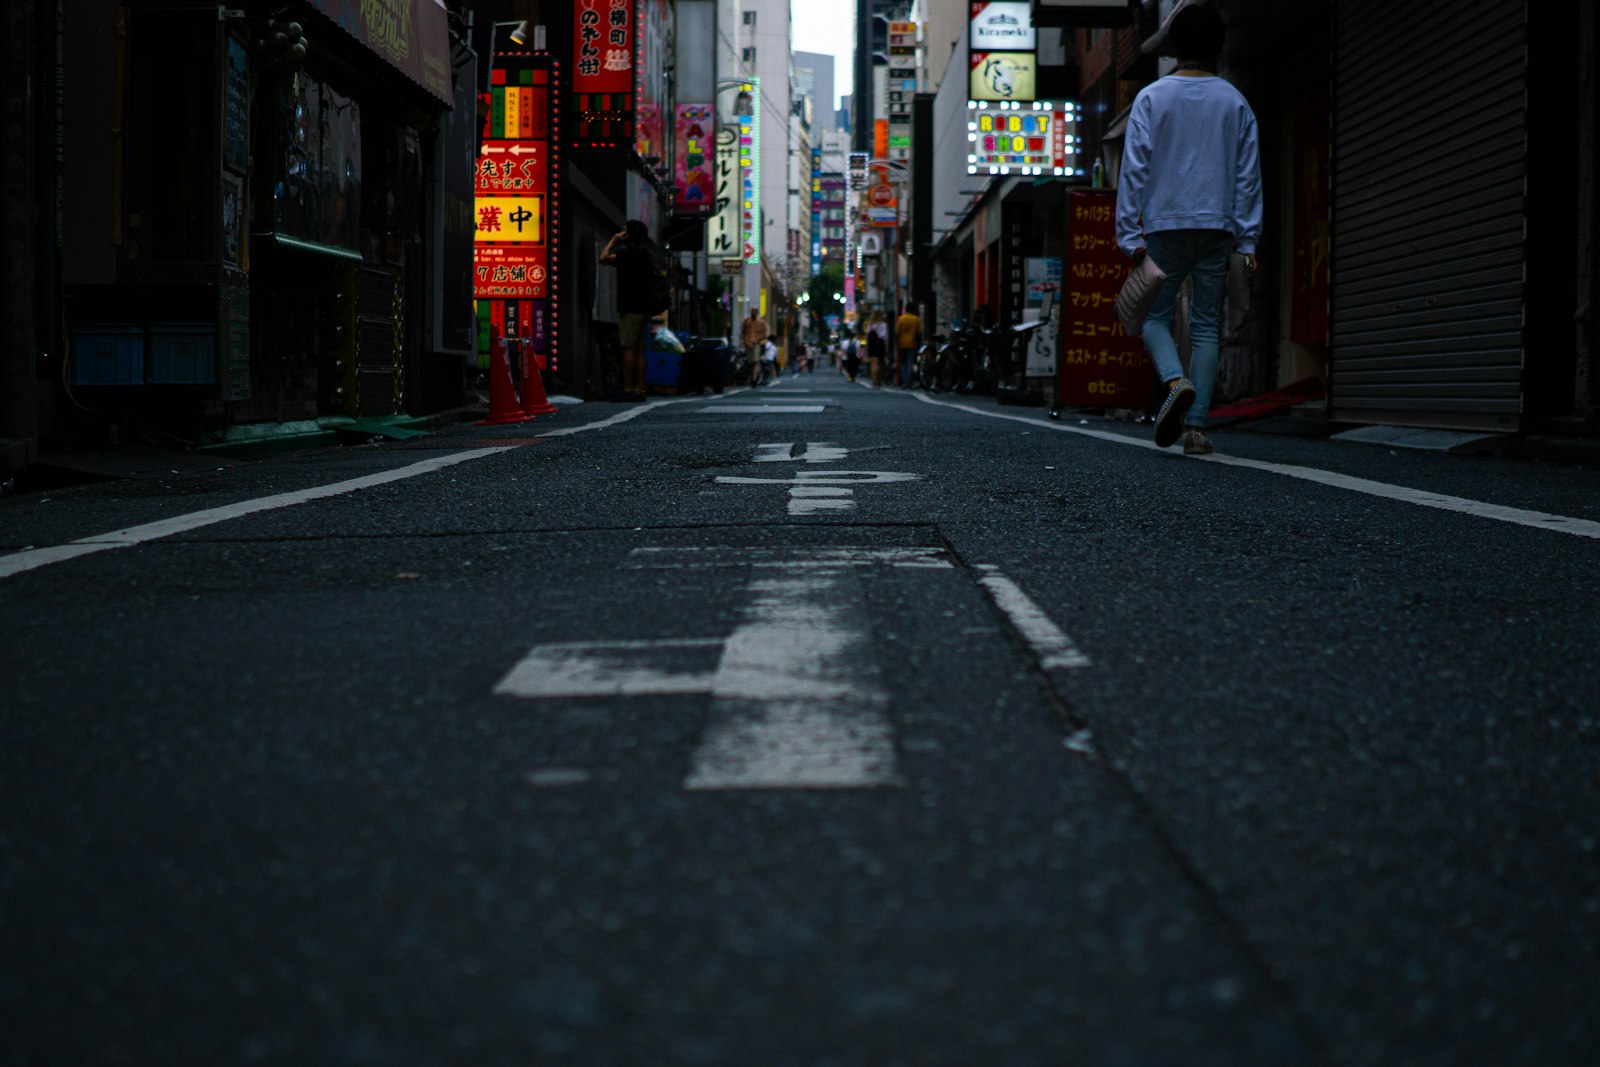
[1115,74,1263,257]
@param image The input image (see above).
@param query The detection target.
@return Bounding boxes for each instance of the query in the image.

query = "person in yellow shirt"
[894,304,923,388]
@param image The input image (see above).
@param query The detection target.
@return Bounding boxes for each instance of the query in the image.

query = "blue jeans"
[1141,230,1232,427]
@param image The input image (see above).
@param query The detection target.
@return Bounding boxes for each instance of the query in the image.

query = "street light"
[485,20,529,93]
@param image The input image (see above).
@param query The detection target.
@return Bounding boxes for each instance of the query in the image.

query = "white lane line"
[976,566,1092,670]
[685,571,899,790]
[0,396,707,582]
[0,447,516,580]
[910,391,1600,541]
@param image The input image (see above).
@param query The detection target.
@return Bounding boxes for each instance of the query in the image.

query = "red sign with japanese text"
[1056,190,1154,408]
[476,56,558,369]
[573,0,635,143]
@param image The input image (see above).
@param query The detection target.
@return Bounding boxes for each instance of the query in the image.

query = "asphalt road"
[3,370,1598,1066]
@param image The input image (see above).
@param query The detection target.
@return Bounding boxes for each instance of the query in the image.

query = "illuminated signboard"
[969,51,1036,102]
[674,103,714,214]
[969,2,1036,52]
[476,54,559,371]
[740,78,761,264]
[967,99,1082,176]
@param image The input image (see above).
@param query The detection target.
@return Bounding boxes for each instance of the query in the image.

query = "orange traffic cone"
[479,335,535,425]
[517,341,559,416]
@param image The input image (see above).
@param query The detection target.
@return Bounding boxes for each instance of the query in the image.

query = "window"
[742,11,756,25]
[742,46,756,64]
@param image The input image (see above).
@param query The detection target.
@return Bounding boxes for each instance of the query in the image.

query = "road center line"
[909,391,1600,540]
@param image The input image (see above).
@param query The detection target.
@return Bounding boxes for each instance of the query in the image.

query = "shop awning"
[1103,104,1132,141]
[302,0,452,107]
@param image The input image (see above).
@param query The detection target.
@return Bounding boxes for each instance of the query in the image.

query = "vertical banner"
[673,104,714,214]
[708,127,741,270]
[573,0,634,144]
[477,54,559,371]
[1056,190,1148,407]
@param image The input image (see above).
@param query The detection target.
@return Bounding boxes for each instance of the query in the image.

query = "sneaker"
[1154,378,1196,448]
[1182,427,1213,455]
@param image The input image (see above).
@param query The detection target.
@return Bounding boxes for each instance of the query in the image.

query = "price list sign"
[1055,189,1153,408]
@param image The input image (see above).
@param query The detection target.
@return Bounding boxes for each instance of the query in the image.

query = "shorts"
[619,312,650,351]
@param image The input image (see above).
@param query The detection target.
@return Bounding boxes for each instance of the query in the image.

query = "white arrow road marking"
[494,549,922,790]
[716,469,923,517]
[704,405,826,414]
[685,570,899,790]
[624,547,952,570]
[755,442,852,463]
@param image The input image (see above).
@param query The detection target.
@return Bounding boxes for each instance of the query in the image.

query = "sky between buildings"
[791,0,854,110]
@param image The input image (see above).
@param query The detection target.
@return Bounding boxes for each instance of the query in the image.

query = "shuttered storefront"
[1330,0,1527,430]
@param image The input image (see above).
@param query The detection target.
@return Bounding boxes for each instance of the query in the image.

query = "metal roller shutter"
[1330,0,1527,430]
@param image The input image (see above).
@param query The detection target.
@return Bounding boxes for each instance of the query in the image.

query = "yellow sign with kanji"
[474,195,544,244]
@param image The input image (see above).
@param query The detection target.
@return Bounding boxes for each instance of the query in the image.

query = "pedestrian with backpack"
[1116,4,1262,454]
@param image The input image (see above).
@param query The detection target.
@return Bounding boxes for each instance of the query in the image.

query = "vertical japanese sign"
[740,78,761,265]
[634,0,669,160]
[810,147,823,273]
[674,104,714,214]
[1057,190,1148,407]
[574,0,634,145]
[886,22,916,165]
[476,54,558,369]
[708,127,740,270]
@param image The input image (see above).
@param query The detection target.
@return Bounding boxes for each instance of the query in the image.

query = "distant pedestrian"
[842,335,861,382]
[598,219,657,402]
[740,309,769,386]
[1116,4,1261,455]
[866,312,888,387]
[895,303,922,388]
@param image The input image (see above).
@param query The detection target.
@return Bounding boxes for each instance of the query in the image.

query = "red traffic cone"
[479,335,535,425]
[518,342,559,416]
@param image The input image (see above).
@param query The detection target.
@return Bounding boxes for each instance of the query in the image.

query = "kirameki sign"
[969,2,1036,52]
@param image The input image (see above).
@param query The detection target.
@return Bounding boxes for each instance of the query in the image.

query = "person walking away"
[762,338,778,383]
[842,334,861,382]
[1116,4,1261,455]
[740,309,769,386]
[895,303,922,388]
[599,220,658,401]
[866,312,888,387]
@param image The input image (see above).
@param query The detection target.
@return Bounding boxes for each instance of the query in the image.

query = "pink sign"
[674,104,714,215]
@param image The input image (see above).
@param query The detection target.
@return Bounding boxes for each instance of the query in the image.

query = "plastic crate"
[70,326,144,385]
[147,323,217,384]
[645,349,683,388]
